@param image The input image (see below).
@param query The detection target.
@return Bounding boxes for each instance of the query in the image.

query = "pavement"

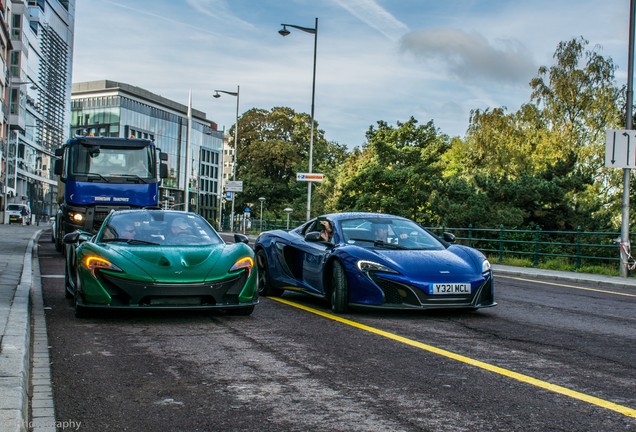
[1,225,635,432]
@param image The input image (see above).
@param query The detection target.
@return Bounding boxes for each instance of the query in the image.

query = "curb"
[30,238,56,432]
[492,264,636,289]
[0,231,38,432]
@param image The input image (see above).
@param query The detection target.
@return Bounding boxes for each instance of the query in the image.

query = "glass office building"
[4,0,74,222]
[70,80,225,224]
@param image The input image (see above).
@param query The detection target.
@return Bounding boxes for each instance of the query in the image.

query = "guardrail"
[425,224,621,271]
[236,219,624,271]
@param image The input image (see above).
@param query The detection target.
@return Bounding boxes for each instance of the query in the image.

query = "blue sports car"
[254,212,496,313]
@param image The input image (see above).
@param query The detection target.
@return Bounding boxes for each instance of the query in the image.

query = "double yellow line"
[271,297,636,418]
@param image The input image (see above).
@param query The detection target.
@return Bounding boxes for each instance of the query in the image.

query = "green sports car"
[63,209,258,317]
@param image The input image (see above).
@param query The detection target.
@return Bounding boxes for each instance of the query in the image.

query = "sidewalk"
[0,223,52,432]
[1,226,635,432]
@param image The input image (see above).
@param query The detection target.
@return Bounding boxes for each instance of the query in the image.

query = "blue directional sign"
[244,207,251,213]
[225,191,233,200]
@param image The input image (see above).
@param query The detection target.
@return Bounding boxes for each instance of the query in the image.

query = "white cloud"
[400,28,536,86]
[330,0,409,41]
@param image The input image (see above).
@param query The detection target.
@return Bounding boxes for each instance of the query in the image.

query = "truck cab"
[53,136,168,252]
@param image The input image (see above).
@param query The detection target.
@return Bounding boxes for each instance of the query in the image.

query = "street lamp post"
[258,197,266,232]
[213,85,240,231]
[284,207,293,230]
[279,17,318,221]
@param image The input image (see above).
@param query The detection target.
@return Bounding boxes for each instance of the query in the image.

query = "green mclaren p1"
[63,209,258,317]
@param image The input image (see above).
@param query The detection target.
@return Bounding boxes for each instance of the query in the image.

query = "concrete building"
[2,0,75,223]
[70,80,225,224]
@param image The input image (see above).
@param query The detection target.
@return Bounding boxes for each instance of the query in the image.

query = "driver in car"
[171,217,192,237]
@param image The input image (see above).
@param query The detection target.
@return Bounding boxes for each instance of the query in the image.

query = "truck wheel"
[55,225,63,252]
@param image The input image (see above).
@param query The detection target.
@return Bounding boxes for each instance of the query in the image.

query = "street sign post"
[225,180,243,192]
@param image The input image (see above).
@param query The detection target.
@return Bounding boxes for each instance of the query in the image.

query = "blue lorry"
[53,136,168,251]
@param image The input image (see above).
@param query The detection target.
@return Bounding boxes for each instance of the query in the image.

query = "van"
[6,203,31,225]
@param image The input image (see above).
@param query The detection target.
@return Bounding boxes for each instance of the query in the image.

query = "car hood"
[111,246,227,282]
[368,246,482,280]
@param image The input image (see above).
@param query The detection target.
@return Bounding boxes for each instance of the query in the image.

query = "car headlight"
[69,211,85,223]
[230,256,254,276]
[482,259,491,274]
[357,260,398,274]
[83,256,122,277]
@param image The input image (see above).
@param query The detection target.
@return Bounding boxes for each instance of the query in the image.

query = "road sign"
[605,129,636,168]
[296,172,324,182]
[244,207,251,213]
[225,191,233,200]
[226,180,243,192]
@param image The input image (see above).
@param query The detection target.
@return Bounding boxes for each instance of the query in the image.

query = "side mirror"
[63,231,80,244]
[305,231,322,242]
[54,159,62,176]
[159,163,168,179]
[442,232,456,243]
[63,230,91,245]
[234,233,249,244]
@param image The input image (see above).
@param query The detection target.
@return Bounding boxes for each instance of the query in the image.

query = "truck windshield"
[70,144,155,179]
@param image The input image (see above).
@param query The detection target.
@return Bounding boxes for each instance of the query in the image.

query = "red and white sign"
[296,173,324,182]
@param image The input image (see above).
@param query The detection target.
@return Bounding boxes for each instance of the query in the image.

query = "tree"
[231,107,347,220]
[331,117,450,224]
[441,37,623,230]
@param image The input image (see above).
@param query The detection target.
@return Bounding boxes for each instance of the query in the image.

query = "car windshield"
[340,217,445,251]
[99,210,223,246]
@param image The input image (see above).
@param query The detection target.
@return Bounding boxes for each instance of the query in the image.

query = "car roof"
[322,212,408,222]
[108,209,202,219]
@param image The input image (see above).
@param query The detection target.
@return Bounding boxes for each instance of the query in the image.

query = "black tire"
[73,293,87,318]
[54,224,63,252]
[330,260,349,313]
[256,249,283,297]
[64,274,73,299]
[69,254,86,317]
[64,250,74,299]
[225,305,255,316]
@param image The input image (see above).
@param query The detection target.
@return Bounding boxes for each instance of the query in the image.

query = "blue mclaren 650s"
[254,212,496,313]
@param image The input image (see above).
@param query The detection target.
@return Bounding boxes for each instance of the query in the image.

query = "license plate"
[431,283,471,295]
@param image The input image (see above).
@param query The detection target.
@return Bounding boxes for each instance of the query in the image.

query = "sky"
[71,0,629,149]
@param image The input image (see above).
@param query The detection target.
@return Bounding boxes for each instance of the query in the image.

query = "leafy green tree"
[441,37,622,231]
[231,107,347,221]
[332,117,450,224]
[528,37,623,230]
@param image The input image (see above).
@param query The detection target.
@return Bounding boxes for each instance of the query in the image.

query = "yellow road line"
[496,275,636,298]
[271,296,636,418]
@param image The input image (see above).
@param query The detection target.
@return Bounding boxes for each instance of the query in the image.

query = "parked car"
[63,209,258,317]
[254,212,496,313]
[6,203,31,225]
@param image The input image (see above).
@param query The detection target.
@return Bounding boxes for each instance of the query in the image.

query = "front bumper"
[350,272,496,310]
[80,271,258,310]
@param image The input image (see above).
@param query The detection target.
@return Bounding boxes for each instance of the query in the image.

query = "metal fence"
[222,217,305,232]
[230,218,623,271]
[425,224,621,270]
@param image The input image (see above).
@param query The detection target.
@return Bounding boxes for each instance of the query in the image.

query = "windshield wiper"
[373,240,407,249]
[110,174,149,183]
[347,237,407,249]
[86,173,110,183]
[348,237,375,244]
[102,238,159,245]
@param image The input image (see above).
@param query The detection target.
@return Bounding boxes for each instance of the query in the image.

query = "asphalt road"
[36,234,636,432]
